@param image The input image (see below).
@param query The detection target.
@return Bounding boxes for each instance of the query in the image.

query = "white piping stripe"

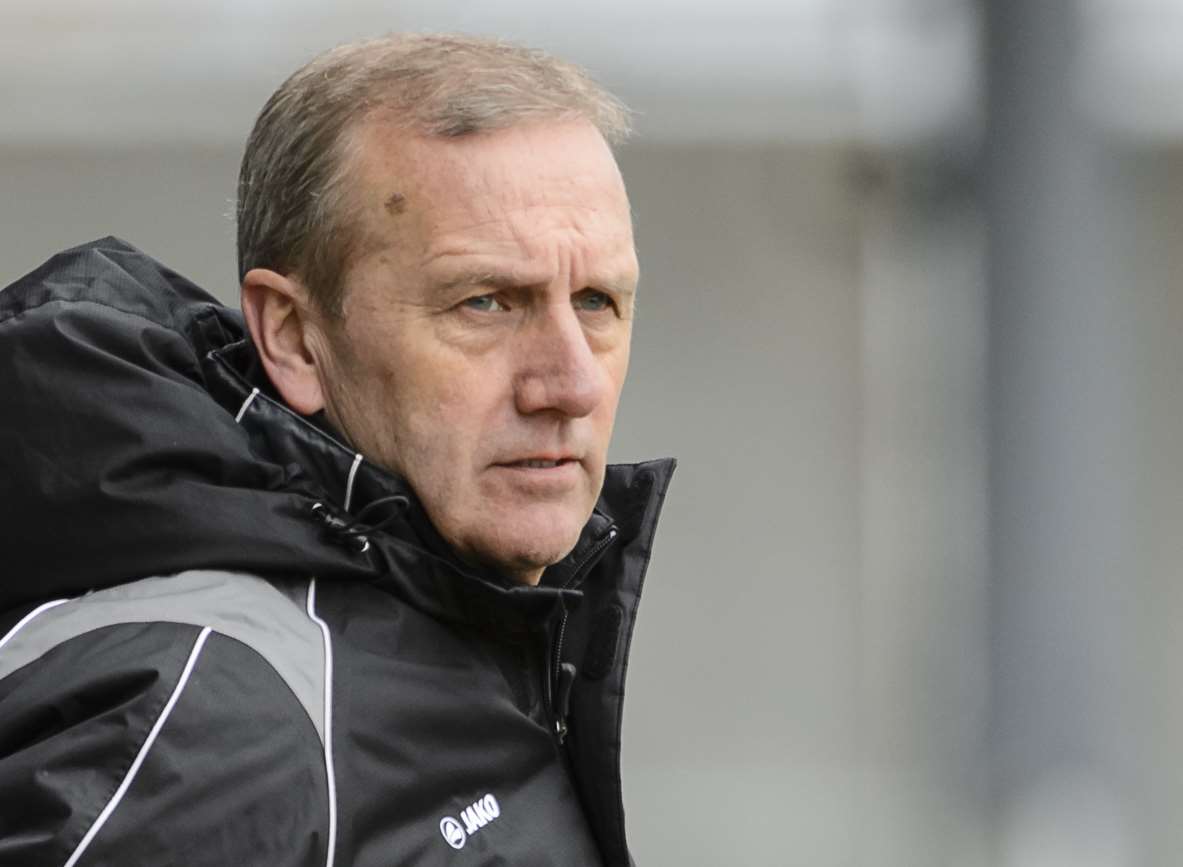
[0,598,69,652]
[343,453,364,512]
[305,580,337,867]
[234,387,261,423]
[63,626,212,867]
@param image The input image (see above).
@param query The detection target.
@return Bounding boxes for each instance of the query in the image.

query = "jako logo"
[439,816,466,850]
[439,794,501,849]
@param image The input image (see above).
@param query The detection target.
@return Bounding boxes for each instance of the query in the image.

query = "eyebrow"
[436,271,524,293]
[434,270,637,297]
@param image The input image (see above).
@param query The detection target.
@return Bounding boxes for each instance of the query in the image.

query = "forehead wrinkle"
[429,197,630,238]
[420,204,632,269]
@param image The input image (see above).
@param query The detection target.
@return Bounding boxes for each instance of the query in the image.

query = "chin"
[503,535,578,573]
[484,516,586,579]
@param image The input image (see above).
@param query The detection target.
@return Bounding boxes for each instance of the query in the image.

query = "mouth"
[490,455,585,494]
[498,457,579,469]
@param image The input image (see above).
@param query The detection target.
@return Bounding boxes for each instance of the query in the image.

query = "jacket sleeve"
[0,618,330,867]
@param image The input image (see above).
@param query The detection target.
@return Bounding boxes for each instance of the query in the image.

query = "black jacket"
[0,238,674,866]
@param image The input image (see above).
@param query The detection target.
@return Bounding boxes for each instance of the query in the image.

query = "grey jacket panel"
[0,570,326,742]
[74,629,332,867]
[0,620,331,867]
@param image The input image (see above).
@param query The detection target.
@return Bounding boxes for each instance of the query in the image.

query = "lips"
[499,457,577,469]
[491,455,583,493]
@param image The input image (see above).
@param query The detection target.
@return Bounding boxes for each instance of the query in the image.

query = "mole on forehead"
[383,192,407,215]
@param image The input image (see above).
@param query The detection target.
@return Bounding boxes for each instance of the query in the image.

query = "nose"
[513,304,606,418]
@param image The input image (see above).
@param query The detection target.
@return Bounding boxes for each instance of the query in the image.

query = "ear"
[240,268,327,415]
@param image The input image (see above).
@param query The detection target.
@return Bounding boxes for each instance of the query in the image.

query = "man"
[0,34,673,866]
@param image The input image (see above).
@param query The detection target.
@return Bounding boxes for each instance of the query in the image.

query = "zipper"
[547,525,618,744]
[553,661,577,743]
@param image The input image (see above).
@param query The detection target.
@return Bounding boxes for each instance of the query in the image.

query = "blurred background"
[2,1,1180,864]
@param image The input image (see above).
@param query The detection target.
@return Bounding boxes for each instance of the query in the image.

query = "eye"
[573,289,616,313]
[461,294,509,313]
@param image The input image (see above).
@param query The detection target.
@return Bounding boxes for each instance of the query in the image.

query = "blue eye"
[574,290,613,312]
[462,294,507,312]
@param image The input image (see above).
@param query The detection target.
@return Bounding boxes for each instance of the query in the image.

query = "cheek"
[612,336,632,389]
[399,357,509,469]
[595,348,630,431]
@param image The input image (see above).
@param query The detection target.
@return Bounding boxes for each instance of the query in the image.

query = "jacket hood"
[0,237,674,620]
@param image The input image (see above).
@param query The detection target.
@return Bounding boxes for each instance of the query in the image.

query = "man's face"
[313,119,638,584]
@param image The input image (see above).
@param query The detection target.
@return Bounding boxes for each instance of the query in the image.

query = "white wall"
[0,146,241,301]
[615,144,866,865]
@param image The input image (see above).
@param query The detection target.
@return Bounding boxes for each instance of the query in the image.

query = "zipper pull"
[554,662,577,743]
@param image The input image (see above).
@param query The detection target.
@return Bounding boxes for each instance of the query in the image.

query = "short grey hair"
[236,33,632,316]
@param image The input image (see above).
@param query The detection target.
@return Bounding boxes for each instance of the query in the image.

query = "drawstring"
[310,494,409,554]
